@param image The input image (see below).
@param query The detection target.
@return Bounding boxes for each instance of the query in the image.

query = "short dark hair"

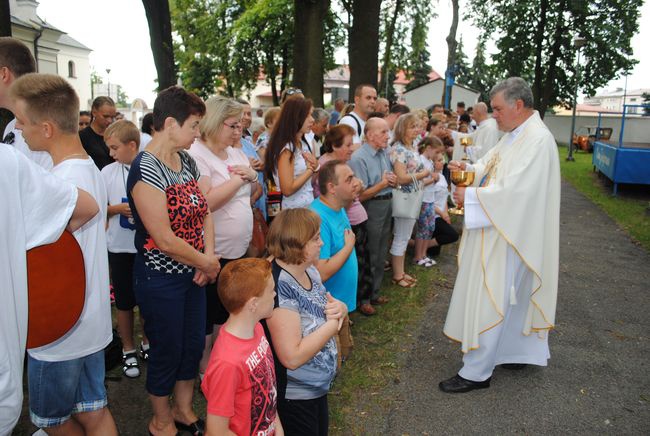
[367,111,385,119]
[322,124,355,154]
[456,101,466,108]
[426,117,442,131]
[79,110,90,117]
[141,112,154,134]
[318,159,345,195]
[354,83,375,97]
[0,37,35,78]
[431,104,443,111]
[459,113,471,123]
[153,86,206,131]
[91,96,115,111]
[389,104,410,115]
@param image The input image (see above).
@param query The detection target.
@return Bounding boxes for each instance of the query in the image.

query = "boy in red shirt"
[202,258,283,435]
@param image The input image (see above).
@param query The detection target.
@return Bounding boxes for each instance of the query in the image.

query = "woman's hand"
[324,293,348,330]
[199,254,221,283]
[192,269,209,287]
[441,210,451,224]
[229,165,257,182]
[302,152,319,172]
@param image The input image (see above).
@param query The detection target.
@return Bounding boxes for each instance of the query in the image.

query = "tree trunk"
[268,48,280,106]
[0,0,11,37]
[293,0,329,107]
[348,0,383,102]
[532,0,548,112]
[142,0,176,91]
[379,0,403,98]
[441,0,459,107]
[281,42,289,96]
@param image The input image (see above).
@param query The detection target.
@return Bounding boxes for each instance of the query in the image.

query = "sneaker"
[414,257,436,267]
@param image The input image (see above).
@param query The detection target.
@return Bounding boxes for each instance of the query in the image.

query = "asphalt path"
[361,180,650,435]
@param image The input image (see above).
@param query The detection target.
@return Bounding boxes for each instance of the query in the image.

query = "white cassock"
[0,145,76,435]
[443,111,561,382]
[451,118,503,163]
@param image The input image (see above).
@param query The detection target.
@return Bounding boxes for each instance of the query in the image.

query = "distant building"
[9,0,92,108]
[402,80,480,111]
[584,88,650,114]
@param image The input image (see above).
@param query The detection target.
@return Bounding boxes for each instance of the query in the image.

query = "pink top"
[314,154,368,226]
[189,140,253,259]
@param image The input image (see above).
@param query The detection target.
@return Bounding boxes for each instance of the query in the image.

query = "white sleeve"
[18,152,77,250]
[464,187,492,229]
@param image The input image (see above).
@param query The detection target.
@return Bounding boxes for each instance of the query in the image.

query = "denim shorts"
[28,349,107,428]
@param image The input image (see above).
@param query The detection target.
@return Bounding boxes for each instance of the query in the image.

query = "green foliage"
[466,38,497,103]
[642,92,650,116]
[453,35,471,86]
[90,70,103,86]
[403,0,434,91]
[467,0,643,115]
[116,85,129,107]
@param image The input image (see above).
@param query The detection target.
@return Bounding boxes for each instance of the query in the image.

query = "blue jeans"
[134,255,206,396]
[28,349,107,428]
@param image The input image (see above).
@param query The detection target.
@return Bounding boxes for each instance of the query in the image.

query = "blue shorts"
[28,349,108,428]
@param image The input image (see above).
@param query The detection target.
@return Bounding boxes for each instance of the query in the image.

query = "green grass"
[558,145,650,251]
[328,261,445,434]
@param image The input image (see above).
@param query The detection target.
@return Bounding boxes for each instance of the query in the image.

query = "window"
[68,61,76,78]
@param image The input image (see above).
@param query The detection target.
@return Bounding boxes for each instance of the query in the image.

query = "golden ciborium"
[449,170,476,216]
[460,136,474,162]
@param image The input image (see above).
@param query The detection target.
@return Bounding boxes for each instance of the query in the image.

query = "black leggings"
[278,395,328,435]
[432,217,459,246]
[351,222,373,303]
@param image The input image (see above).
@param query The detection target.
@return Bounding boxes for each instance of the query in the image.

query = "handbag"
[248,207,269,258]
[391,174,424,219]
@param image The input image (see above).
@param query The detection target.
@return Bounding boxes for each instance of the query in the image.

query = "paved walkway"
[363,180,650,434]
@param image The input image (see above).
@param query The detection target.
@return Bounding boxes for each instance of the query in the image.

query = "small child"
[101,120,149,378]
[427,150,459,258]
[202,258,283,435]
[413,137,443,266]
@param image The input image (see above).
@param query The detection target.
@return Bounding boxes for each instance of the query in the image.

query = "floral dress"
[389,141,424,193]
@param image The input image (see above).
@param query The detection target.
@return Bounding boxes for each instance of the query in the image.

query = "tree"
[466,37,496,103]
[467,0,643,117]
[453,36,471,86]
[441,0,459,108]
[378,0,404,99]
[344,0,383,101]
[0,0,11,37]
[403,0,433,92]
[293,0,329,107]
[642,92,650,116]
[116,86,129,107]
[142,0,177,91]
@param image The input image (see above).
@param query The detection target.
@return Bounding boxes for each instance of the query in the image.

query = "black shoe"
[174,418,205,435]
[500,363,527,370]
[439,374,491,393]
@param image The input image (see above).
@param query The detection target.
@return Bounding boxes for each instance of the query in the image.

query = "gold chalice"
[460,136,474,162]
[449,170,475,216]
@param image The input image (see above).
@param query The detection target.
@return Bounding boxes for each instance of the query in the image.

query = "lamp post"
[106,68,111,101]
[567,36,587,162]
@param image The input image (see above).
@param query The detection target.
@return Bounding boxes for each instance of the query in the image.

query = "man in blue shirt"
[310,160,359,360]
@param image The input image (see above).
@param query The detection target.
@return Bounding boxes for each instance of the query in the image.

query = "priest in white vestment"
[451,102,503,163]
[439,77,560,393]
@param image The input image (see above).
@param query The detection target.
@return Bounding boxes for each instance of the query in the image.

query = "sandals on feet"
[403,273,418,283]
[414,257,436,267]
[139,342,150,361]
[391,276,416,288]
[122,351,140,378]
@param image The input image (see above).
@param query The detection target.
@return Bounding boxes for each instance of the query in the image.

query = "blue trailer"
[592,104,650,195]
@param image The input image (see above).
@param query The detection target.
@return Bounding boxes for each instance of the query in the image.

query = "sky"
[36,0,649,107]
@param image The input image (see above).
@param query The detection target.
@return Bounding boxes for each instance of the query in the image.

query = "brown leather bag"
[247,207,269,258]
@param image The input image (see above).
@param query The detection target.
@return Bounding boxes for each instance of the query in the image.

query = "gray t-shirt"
[276,265,338,400]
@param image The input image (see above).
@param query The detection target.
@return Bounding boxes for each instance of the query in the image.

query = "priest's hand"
[453,186,466,207]
[448,160,467,172]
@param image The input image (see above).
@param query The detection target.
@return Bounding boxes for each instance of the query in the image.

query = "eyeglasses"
[285,88,302,96]
[223,122,243,131]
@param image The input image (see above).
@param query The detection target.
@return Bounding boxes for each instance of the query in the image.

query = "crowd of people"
[2,34,561,436]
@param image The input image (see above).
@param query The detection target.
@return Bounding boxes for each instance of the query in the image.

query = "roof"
[57,33,91,51]
[402,78,480,95]
[393,69,441,85]
[590,88,650,98]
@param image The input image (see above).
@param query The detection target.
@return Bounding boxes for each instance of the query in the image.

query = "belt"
[371,192,392,201]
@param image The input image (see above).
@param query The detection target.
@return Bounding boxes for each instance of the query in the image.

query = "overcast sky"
[37,0,649,107]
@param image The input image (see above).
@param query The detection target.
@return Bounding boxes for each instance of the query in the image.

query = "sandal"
[174,418,205,436]
[383,261,392,272]
[391,276,416,288]
[139,342,150,361]
[122,351,140,378]
[403,273,418,283]
[414,257,436,267]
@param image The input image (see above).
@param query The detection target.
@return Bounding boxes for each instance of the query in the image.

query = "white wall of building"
[403,81,479,111]
[543,114,650,144]
[59,46,92,109]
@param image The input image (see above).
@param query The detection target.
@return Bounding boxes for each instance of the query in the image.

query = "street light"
[106,68,111,101]
[567,36,587,162]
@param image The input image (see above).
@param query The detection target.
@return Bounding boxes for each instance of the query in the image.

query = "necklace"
[60,153,87,162]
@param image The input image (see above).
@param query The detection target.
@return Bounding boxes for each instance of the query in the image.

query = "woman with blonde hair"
[388,113,431,288]
[188,97,259,377]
